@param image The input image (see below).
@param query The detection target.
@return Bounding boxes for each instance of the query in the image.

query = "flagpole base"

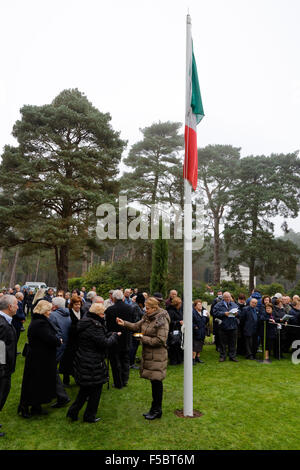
[174,409,203,418]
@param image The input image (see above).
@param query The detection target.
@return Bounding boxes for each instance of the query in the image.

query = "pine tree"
[0,89,126,290]
[150,218,168,298]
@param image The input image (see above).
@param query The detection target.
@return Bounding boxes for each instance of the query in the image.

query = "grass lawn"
[1,325,300,451]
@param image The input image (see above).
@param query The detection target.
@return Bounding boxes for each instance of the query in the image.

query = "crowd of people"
[0,284,300,437]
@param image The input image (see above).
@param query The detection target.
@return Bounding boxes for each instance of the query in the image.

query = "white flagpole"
[183,13,194,417]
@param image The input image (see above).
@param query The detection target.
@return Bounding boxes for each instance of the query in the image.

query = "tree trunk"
[89,250,94,270]
[111,245,116,264]
[9,247,19,288]
[249,258,255,293]
[82,248,88,276]
[34,255,40,281]
[55,246,69,291]
[213,218,221,285]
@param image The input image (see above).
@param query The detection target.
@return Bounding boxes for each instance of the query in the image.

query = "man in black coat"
[239,298,260,359]
[0,295,18,437]
[105,290,134,388]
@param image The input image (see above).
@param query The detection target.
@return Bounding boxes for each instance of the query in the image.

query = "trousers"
[109,349,130,388]
[68,384,103,421]
[219,329,237,359]
[151,380,163,412]
[0,375,11,411]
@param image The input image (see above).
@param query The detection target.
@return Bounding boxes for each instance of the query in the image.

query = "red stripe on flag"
[183,125,198,191]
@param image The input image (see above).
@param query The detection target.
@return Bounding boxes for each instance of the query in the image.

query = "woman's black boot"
[144,409,162,420]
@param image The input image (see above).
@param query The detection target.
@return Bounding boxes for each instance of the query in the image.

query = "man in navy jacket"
[0,295,18,437]
[215,292,239,362]
[239,298,260,359]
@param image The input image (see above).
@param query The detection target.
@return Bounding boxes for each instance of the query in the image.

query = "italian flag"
[183,37,204,191]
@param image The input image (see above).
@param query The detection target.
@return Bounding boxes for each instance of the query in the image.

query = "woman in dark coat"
[18,300,61,418]
[259,302,277,362]
[66,303,120,423]
[59,295,83,385]
[167,296,183,365]
[117,297,170,421]
[192,299,209,364]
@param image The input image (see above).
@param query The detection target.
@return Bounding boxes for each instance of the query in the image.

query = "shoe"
[198,359,205,364]
[0,432,5,437]
[219,358,225,362]
[130,364,139,370]
[193,359,196,366]
[51,398,70,408]
[17,404,31,419]
[143,409,152,417]
[83,417,101,423]
[195,357,200,363]
[0,423,2,428]
[144,410,162,420]
[17,352,21,355]
[230,357,239,362]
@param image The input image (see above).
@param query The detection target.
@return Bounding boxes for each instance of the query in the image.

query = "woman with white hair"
[18,300,62,418]
[66,303,120,423]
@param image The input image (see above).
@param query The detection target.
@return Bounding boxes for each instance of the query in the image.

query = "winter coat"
[167,306,183,333]
[239,306,260,336]
[0,315,17,377]
[12,300,26,333]
[59,308,83,375]
[49,307,72,362]
[20,314,61,406]
[73,312,118,387]
[215,301,239,331]
[192,308,209,341]
[123,308,170,381]
[273,306,286,323]
[289,308,300,326]
[131,303,144,323]
[105,300,134,351]
[259,308,277,340]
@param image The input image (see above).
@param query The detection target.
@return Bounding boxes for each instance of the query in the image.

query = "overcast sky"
[1,0,299,234]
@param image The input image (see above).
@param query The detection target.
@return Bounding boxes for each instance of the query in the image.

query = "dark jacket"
[289,307,300,326]
[215,301,239,331]
[0,315,17,377]
[59,308,83,376]
[12,300,26,333]
[105,300,134,351]
[49,307,72,361]
[192,308,209,341]
[240,306,260,336]
[167,306,183,333]
[73,312,118,387]
[20,314,61,406]
[259,308,277,340]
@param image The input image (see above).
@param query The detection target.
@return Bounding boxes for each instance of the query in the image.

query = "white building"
[220,265,256,287]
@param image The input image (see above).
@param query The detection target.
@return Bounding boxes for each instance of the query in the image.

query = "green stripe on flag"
[191,50,204,124]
